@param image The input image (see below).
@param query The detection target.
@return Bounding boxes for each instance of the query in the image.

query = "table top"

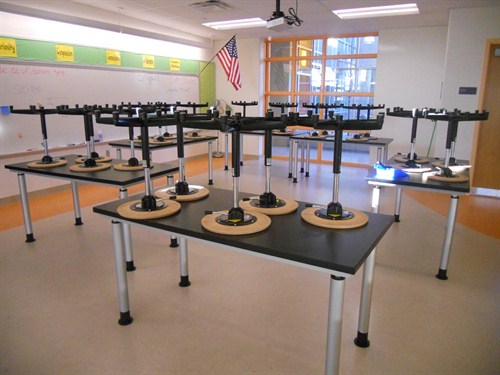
[365,155,470,194]
[5,154,178,186]
[93,188,394,275]
[290,133,393,146]
[108,135,217,149]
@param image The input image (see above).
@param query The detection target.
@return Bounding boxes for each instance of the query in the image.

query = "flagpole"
[199,34,237,76]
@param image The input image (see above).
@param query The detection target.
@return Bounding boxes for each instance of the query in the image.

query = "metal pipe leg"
[208,141,214,185]
[300,141,305,173]
[325,275,346,375]
[305,141,311,177]
[224,133,229,171]
[288,139,293,178]
[112,220,133,325]
[376,147,382,163]
[394,188,403,222]
[293,141,298,183]
[436,195,459,280]
[17,173,35,242]
[119,188,135,271]
[354,248,377,348]
[239,133,244,166]
[178,237,191,287]
[116,148,122,160]
[71,181,83,225]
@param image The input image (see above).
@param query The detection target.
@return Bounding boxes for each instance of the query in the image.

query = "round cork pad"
[304,134,329,139]
[428,174,469,183]
[347,136,378,141]
[27,159,68,169]
[113,163,151,171]
[75,156,112,164]
[150,139,175,145]
[239,197,299,216]
[301,207,368,229]
[273,130,293,135]
[155,185,209,202]
[185,134,208,140]
[201,211,271,235]
[394,156,429,164]
[117,199,181,220]
[69,163,111,172]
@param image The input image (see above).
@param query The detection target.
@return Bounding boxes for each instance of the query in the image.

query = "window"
[265,34,379,163]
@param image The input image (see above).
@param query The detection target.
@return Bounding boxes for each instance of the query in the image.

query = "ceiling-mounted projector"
[266,0,302,32]
[266,17,293,31]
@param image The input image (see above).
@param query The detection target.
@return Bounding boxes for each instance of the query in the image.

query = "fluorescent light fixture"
[203,18,266,30]
[333,3,419,20]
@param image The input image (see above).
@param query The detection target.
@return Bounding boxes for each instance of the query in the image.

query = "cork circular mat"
[69,163,111,172]
[155,185,209,202]
[304,134,329,139]
[394,156,429,164]
[347,136,378,141]
[201,211,271,235]
[238,197,298,216]
[27,159,68,169]
[113,163,150,171]
[428,174,469,183]
[117,199,181,220]
[150,139,175,145]
[185,134,208,139]
[75,156,112,164]
[273,130,293,135]
[301,207,368,229]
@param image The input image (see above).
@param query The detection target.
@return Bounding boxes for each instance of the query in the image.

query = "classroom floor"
[1,156,499,375]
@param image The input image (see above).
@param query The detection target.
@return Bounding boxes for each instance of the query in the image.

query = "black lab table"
[93,188,393,375]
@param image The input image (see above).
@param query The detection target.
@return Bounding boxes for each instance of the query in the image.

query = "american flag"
[216,36,241,90]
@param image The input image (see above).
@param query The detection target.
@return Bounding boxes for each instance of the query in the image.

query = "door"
[472,40,500,190]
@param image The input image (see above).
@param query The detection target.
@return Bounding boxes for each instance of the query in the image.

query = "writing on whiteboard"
[0,66,65,77]
[136,73,160,84]
[13,84,42,97]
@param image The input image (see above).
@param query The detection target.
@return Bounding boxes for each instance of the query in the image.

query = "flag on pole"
[216,36,241,90]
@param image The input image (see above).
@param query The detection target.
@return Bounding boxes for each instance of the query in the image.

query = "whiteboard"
[0,61,200,154]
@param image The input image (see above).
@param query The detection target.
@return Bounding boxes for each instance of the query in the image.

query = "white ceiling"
[1,0,498,48]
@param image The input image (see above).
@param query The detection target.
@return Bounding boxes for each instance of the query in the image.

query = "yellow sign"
[56,44,74,62]
[0,38,17,57]
[170,58,181,71]
[106,50,121,66]
[143,55,155,69]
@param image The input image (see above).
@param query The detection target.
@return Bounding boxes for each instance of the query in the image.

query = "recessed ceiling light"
[333,3,419,20]
[202,18,266,30]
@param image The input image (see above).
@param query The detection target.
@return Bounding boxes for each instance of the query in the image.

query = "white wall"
[374,26,448,160]
[214,37,264,157]
[440,6,500,160]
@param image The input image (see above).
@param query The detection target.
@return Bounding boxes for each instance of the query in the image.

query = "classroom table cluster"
[4,100,489,375]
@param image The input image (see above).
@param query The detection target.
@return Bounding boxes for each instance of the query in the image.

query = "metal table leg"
[224,133,229,171]
[111,220,133,325]
[394,188,403,222]
[292,140,299,183]
[325,275,346,375]
[305,141,311,177]
[300,141,305,173]
[71,181,83,225]
[17,173,35,242]
[288,138,293,178]
[178,237,191,287]
[436,195,459,280]
[208,141,214,185]
[354,185,381,348]
[119,187,135,271]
